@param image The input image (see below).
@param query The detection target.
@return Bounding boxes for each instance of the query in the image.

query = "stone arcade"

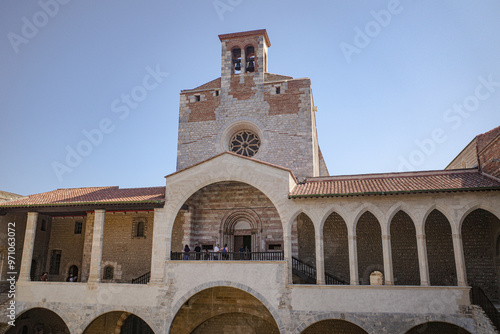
[1,29,500,334]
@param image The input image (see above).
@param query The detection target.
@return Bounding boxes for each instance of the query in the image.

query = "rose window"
[230,130,261,157]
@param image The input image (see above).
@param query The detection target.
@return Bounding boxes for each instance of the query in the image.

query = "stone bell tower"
[176,29,329,179]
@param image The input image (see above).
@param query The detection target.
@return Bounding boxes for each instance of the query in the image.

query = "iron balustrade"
[171,251,284,261]
[131,271,150,284]
[471,286,500,331]
[292,256,348,285]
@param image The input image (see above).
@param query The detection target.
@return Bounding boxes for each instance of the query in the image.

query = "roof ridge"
[305,168,479,183]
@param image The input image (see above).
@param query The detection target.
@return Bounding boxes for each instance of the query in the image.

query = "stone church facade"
[1,29,500,334]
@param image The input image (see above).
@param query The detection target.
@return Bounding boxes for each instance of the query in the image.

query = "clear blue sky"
[1,0,499,196]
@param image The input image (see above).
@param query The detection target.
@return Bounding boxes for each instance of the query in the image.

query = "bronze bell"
[235,62,241,71]
[246,60,254,72]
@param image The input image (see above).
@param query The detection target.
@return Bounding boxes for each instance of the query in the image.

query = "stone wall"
[425,210,457,286]
[323,212,350,283]
[356,212,383,285]
[171,181,283,252]
[479,135,500,178]
[462,209,500,300]
[390,211,420,285]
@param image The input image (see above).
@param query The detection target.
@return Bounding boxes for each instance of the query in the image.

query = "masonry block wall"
[390,211,420,285]
[100,211,154,282]
[171,181,283,252]
[176,30,327,180]
[302,319,368,334]
[46,216,86,282]
[323,212,350,283]
[356,212,384,285]
[462,209,500,300]
[425,210,457,286]
[294,213,316,269]
[479,136,500,178]
[170,287,279,333]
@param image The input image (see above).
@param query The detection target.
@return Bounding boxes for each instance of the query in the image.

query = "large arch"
[462,208,500,301]
[405,321,472,333]
[83,311,154,334]
[5,307,70,334]
[356,211,384,285]
[300,319,368,334]
[170,181,284,253]
[165,153,296,240]
[169,284,281,334]
[390,210,420,285]
[323,211,350,283]
[425,209,457,286]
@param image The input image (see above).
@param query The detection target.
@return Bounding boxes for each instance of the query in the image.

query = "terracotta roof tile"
[290,169,500,198]
[477,125,500,153]
[264,73,293,82]
[0,186,165,208]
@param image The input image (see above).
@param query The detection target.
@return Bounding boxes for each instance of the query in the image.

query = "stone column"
[283,229,293,284]
[452,233,468,286]
[241,48,246,74]
[315,230,325,285]
[150,207,168,284]
[416,228,430,286]
[88,210,105,283]
[18,212,39,282]
[382,234,394,285]
[348,234,359,285]
[80,213,94,282]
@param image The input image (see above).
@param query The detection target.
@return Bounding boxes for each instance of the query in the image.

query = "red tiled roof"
[477,125,500,153]
[290,169,500,198]
[188,77,221,91]
[264,73,293,82]
[0,186,165,208]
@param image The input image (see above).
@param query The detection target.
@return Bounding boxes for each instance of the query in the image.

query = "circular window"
[230,130,261,157]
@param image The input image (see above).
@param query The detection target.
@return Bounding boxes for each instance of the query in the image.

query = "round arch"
[166,172,290,240]
[405,321,473,333]
[217,118,268,155]
[5,307,70,334]
[297,316,369,334]
[167,281,283,333]
[81,309,156,334]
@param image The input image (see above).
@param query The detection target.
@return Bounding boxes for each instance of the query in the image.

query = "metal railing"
[471,286,500,331]
[171,251,284,261]
[131,271,150,284]
[292,256,316,282]
[292,256,348,285]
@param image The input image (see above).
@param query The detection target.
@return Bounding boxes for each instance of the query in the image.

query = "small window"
[136,221,145,238]
[195,95,200,102]
[49,250,61,275]
[275,87,280,94]
[40,219,46,231]
[103,266,114,280]
[269,244,282,250]
[215,90,220,97]
[74,221,82,234]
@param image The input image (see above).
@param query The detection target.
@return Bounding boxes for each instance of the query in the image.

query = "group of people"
[183,243,231,260]
[39,271,77,282]
[182,243,249,260]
